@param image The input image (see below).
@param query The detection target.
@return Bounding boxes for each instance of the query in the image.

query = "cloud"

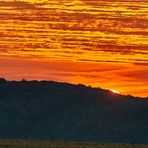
[0,0,147,66]
[0,1,37,9]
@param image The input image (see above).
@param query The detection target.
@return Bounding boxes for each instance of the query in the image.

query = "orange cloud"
[0,0,147,97]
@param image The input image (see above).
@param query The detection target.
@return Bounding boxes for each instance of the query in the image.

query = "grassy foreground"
[0,140,148,148]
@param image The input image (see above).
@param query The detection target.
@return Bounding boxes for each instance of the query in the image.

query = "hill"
[0,78,148,144]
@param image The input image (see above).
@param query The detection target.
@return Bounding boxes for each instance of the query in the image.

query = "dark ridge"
[0,78,148,144]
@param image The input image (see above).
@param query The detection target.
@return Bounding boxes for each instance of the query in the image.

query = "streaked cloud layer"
[0,0,147,97]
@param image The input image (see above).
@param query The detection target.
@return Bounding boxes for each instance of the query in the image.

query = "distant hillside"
[0,78,148,144]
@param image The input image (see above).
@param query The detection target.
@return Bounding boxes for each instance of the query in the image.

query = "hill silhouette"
[0,78,148,144]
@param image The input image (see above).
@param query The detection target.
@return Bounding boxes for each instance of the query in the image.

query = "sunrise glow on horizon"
[0,0,147,97]
[110,89,120,95]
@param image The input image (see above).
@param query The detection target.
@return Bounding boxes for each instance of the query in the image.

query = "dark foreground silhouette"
[0,78,148,144]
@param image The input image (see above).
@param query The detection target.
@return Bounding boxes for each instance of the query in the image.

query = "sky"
[0,0,148,97]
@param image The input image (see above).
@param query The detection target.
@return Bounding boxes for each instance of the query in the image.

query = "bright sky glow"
[110,89,120,94]
[0,0,147,97]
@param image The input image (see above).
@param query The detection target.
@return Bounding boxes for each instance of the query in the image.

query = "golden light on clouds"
[0,0,148,97]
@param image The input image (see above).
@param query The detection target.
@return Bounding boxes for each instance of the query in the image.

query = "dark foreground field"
[0,140,148,148]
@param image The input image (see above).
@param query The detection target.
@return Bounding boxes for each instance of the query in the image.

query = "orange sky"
[0,0,148,97]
